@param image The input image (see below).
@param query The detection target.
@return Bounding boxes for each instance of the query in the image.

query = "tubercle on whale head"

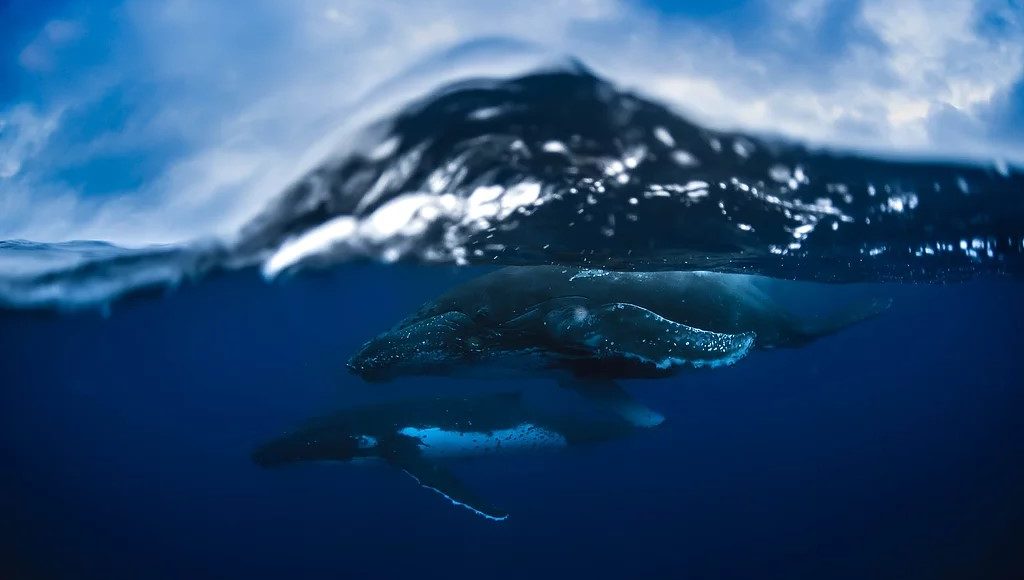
[346,310,487,383]
[346,338,402,383]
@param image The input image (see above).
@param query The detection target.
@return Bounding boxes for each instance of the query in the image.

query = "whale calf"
[253,392,638,521]
[348,267,889,425]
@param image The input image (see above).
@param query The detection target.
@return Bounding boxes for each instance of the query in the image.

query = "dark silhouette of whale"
[253,392,639,521]
[347,267,889,426]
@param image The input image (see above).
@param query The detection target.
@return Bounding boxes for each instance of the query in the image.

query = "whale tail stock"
[794,297,893,345]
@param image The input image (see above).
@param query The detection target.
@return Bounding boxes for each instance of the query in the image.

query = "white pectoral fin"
[393,455,509,522]
[549,301,755,370]
[560,378,665,428]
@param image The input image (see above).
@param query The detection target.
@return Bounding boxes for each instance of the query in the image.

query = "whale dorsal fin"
[390,453,509,522]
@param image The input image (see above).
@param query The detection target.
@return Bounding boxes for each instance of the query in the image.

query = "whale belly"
[398,423,568,459]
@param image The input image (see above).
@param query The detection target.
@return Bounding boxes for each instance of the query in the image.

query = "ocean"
[2,265,1023,578]
[2,62,1023,579]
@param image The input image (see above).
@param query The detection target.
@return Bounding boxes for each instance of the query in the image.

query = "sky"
[0,0,1022,245]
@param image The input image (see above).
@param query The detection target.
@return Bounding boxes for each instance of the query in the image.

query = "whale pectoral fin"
[393,456,509,522]
[559,378,665,428]
[547,301,756,370]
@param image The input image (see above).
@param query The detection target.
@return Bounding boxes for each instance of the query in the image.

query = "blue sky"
[0,0,1022,244]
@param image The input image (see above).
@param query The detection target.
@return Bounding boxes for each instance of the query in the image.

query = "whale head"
[347,311,490,382]
[252,420,381,467]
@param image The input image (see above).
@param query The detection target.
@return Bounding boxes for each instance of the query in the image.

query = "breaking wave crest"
[2,60,1022,310]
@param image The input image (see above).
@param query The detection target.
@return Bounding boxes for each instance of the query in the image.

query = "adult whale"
[348,267,890,425]
[253,392,639,521]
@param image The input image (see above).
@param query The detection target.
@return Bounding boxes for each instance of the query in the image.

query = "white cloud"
[0,104,63,179]
[18,19,85,72]
[605,0,1024,155]
[0,0,1021,246]
[856,0,1023,143]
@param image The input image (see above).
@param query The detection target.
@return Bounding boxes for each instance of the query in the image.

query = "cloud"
[0,0,1021,245]
[0,104,63,179]
[983,76,1024,144]
[604,0,1024,156]
[17,19,85,72]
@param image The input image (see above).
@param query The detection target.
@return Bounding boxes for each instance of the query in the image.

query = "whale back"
[410,267,803,347]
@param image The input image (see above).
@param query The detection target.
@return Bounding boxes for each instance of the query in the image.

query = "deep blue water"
[2,266,1022,579]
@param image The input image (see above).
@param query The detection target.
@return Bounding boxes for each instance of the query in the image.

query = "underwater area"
[3,1,1024,578]
[2,267,1023,578]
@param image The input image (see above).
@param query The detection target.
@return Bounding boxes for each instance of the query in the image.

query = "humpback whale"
[347,267,889,426]
[253,392,638,521]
